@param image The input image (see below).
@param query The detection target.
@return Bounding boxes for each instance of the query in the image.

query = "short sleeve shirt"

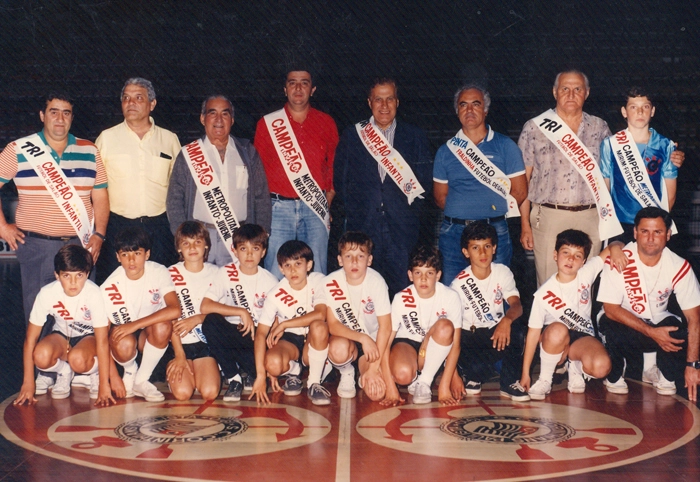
[30,280,107,335]
[391,282,462,342]
[258,272,327,336]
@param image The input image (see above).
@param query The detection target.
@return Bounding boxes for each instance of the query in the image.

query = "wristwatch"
[686,361,700,369]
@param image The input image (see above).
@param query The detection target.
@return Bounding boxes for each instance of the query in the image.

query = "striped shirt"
[0,131,107,236]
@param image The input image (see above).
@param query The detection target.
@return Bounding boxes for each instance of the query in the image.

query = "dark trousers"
[371,219,412,298]
[201,313,256,380]
[97,211,178,284]
[457,320,525,389]
[600,314,687,384]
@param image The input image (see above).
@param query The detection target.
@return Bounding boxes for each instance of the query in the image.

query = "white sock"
[282,360,301,377]
[417,338,452,386]
[228,374,242,384]
[538,344,563,384]
[83,356,99,375]
[307,345,329,386]
[134,341,166,385]
[643,352,657,371]
[44,359,68,374]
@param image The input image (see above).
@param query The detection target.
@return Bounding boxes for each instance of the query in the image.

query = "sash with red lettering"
[17,133,93,246]
[222,262,262,325]
[453,271,491,329]
[181,139,241,254]
[169,265,207,343]
[324,270,369,335]
[608,129,677,234]
[538,288,594,335]
[355,119,424,204]
[534,110,623,239]
[102,277,133,326]
[263,109,330,231]
[619,245,651,319]
[445,129,520,217]
[394,286,427,338]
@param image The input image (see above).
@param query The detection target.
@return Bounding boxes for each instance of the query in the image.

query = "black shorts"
[354,341,365,361]
[181,341,212,360]
[568,329,592,345]
[53,331,93,348]
[391,337,423,354]
[280,332,305,360]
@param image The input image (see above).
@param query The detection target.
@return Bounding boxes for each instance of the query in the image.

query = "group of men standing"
[0,68,698,400]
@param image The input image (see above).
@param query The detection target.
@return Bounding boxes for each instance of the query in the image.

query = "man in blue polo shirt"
[433,84,527,283]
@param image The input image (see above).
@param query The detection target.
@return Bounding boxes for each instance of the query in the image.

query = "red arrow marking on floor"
[137,443,173,459]
[383,406,460,443]
[71,436,131,450]
[557,437,618,452]
[516,444,554,460]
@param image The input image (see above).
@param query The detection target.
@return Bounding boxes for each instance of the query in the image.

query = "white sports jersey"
[204,263,278,325]
[323,267,391,340]
[101,260,176,325]
[258,272,327,336]
[450,263,519,330]
[598,243,700,324]
[169,261,218,344]
[529,257,603,334]
[29,280,107,336]
[391,282,462,342]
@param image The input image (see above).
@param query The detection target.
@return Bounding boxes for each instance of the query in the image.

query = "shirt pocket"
[147,154,173,187]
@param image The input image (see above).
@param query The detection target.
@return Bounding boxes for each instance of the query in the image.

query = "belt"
[540,203,596,212]
[270,193,299,201]
[111,212,168,225]
[443,215,506,226]
[24,231,78,242]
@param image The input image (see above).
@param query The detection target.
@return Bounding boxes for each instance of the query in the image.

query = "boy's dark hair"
[625,86,654,106]
[460,222,497,250]
[232,224,269,250]
[54,244,93,274]
[277,240,314,268]
[634,206,672,229]
[175,221,211,262]
[408,244,443,272]
[114,226,152,253]
[338,231,374,255]
[555,229,592,259]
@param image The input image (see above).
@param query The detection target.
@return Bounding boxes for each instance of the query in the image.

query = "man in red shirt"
[254,69,338,278]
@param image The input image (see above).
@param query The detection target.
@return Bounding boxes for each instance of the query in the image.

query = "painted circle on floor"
[0,397,331,479]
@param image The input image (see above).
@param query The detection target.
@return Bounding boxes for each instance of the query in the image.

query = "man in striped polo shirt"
[0,92,109,323]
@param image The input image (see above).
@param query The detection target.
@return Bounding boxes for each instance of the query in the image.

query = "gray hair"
[121,77,156,102]
[553,70,590,91]
[453,84,491,113]
[200,95,235,117]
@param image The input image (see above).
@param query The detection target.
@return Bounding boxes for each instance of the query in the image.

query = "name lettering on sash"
[397,287,426,337]
[620,248,651,318]
[52,301,73,321]
[325,278,365,333]
[539,289,593,335]
[168,265,207,342]
[275,288,297,307]
[455,271,492,328]
[103,283,132,325]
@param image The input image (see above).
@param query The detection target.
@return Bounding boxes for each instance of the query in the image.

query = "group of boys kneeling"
[13,208,686,407]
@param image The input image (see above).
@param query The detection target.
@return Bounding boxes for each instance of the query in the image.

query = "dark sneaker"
[500,381,530,402]
[283,375,303,396]
[224,380,243,402]
[464,380,482,395]
[242,375,254,395]
[307,383,331,406]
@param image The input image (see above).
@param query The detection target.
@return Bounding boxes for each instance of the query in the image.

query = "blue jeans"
[265,198,328,278]
[438,217,512,285]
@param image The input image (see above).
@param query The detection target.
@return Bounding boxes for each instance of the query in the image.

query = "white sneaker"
[337,365,356,399]
[51,364,74,400]
[604,376,629,394]
[528,379,552,400]
[89,371,100,399]
[567,360,586,394]
[642,365,660,385]
[35,373,55,395]
[71,374,91,389]
[653,371,676,395]
[407,378,419,395]
[122,364,138,398]
[133,381,165,402]
[412,381,432,404]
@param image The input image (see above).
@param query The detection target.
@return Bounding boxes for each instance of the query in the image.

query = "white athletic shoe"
[567,360,586,394]
[133,381,165,402]
[407,378,419,395]
[604,376,629,394]
[122,364,138,398]
[35,373,55,395]
[337,365,357,399]
[51,364,74,400]
[653,372,676,396]
[89,371,100,399]
[528,379,552,400]
[71,374,91,389]
[411,381,432,404]
[642,365,660,385]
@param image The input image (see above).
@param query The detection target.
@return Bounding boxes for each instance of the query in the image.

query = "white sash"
[608,129,677,234]
[445,129,520,217]
[263,109,330,231]
[271,284,307,322]
[325,271,369,334]
[620,245,652,319]
[394,286,427,337]
[102,280,133,326]
[534,110,623,239]
[169,265,207,342]
[18,134,93,246]
[453,271,490,327]
[355,119,425,204]
[222,262,260,325]
[182,140,241,253]
[539,289,594,335]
